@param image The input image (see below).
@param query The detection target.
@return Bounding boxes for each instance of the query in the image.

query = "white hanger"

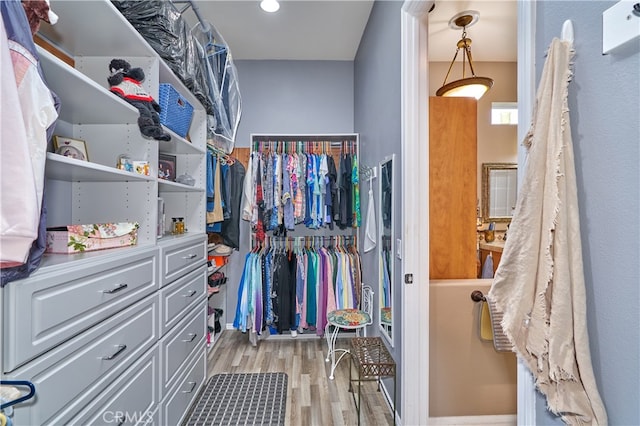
[561,19,574,45]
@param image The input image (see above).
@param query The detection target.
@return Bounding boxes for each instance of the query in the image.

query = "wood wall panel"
[231,147,250,170]
[429,97,478,279]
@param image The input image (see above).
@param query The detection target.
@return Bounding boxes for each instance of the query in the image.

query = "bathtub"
[429,279,517,424]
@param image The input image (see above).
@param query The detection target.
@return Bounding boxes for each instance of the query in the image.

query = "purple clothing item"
[282,153,295,230]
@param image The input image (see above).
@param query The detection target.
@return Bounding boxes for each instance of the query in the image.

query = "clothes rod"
[252,135,357,143]
[173,0,210,33]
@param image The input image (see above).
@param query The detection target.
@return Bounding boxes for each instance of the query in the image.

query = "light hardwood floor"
[206,330,395,426]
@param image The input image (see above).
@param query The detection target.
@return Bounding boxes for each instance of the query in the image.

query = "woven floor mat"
[183,372,288,426]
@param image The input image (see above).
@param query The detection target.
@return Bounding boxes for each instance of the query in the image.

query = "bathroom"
[427,2,518,421]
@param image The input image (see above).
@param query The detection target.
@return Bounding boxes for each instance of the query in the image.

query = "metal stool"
[325,285,373,380]
[349,337,396,426]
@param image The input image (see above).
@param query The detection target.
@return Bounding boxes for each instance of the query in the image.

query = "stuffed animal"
[21,0,58,35]
[107,59,171,142]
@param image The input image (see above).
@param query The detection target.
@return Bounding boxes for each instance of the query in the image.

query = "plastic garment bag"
[192,22,241,153]
[112,1,241,153]
[363,183,376,253]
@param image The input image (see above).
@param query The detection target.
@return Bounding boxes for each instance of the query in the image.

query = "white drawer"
[7,295,159,426]
[159,264,206,336]
[3,246,159,372]
[67,345,159,426]
[159,301,206,396]
[159,235,206,287]
[160,349,206,426]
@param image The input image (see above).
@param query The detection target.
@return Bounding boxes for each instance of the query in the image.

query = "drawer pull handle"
[102,283,128,294]
[182,381,197,394]
[184,290,197,298]
[182,333,197,343]
[182,253,198,259]
[101,344,127,360]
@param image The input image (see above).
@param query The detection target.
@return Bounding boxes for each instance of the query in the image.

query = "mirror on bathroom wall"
[482,163,517,222]
[379,154,394,345]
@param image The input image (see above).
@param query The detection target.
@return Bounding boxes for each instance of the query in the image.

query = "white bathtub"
[429,279,517,422]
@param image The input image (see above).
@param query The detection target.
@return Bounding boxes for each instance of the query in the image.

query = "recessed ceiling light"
[260,0,280,13]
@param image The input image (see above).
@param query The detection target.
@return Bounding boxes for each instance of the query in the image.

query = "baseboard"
[428,414,516,425]
[224,323,356,340]
[380,379,402,425]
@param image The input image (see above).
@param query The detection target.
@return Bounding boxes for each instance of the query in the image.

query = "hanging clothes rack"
[174,0,211,34]
[254,234,358,250]
[247,133,361,241]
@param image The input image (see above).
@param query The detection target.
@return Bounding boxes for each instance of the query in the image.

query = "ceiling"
[183,0,517,62]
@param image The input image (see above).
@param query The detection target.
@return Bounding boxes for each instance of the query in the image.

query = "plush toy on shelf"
[107,59,171,142]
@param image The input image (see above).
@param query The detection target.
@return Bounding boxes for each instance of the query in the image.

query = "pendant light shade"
[436,12,493,100]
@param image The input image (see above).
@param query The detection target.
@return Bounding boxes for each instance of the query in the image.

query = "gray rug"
[183,373,288,426]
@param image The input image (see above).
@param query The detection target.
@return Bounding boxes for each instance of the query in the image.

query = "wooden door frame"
[400,0,537,423]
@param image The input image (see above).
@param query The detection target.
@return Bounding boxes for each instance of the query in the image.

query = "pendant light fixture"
[436,11,493,100]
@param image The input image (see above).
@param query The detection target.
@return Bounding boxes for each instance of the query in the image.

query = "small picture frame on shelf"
[158,154,176,181]
[53,136,89,161]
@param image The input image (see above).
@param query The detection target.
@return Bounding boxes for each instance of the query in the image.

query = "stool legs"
[325,324,350,380]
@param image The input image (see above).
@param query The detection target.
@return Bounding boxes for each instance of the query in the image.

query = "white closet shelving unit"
[1,2,210,424]
[206,243,229,351]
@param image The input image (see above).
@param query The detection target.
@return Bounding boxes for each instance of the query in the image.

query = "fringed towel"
[487,38,607,425]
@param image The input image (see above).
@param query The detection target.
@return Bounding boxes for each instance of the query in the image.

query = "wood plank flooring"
[207,330,395,426]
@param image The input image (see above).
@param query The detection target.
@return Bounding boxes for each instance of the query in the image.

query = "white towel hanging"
[364,178,377,253]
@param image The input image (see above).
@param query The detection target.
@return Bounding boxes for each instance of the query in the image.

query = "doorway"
[400,0,537,424]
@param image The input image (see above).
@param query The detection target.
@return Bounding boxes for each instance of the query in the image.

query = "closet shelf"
[37,1,154,58]
[37,47,138,125]
[159,130,206,155]
[37,1,203,117]
[158,232,203,243]
[45,153,154,183]
[206,243,234,254]
[207,265,224,277]
[207,286,224,299]
[30,243,157,276]
[158,180,205,192]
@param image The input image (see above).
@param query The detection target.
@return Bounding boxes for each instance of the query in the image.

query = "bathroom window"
[491,102,518,125]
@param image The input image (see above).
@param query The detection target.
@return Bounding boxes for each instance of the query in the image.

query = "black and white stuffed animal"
[108,59,171,142]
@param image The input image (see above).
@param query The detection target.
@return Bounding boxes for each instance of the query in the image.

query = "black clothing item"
[325,155,338,230]
[220,160,245,249]
[381,160,393,229]
[338,154,353,229]
[221,163,232,221]
[276,251,297,334]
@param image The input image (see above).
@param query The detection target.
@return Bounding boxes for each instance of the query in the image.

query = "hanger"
[0,380,36,410]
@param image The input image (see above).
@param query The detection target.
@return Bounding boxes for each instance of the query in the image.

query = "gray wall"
[233,60,354,148]
[353,0,403,415]
[535,2,640,424]
[224,60,355,320]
